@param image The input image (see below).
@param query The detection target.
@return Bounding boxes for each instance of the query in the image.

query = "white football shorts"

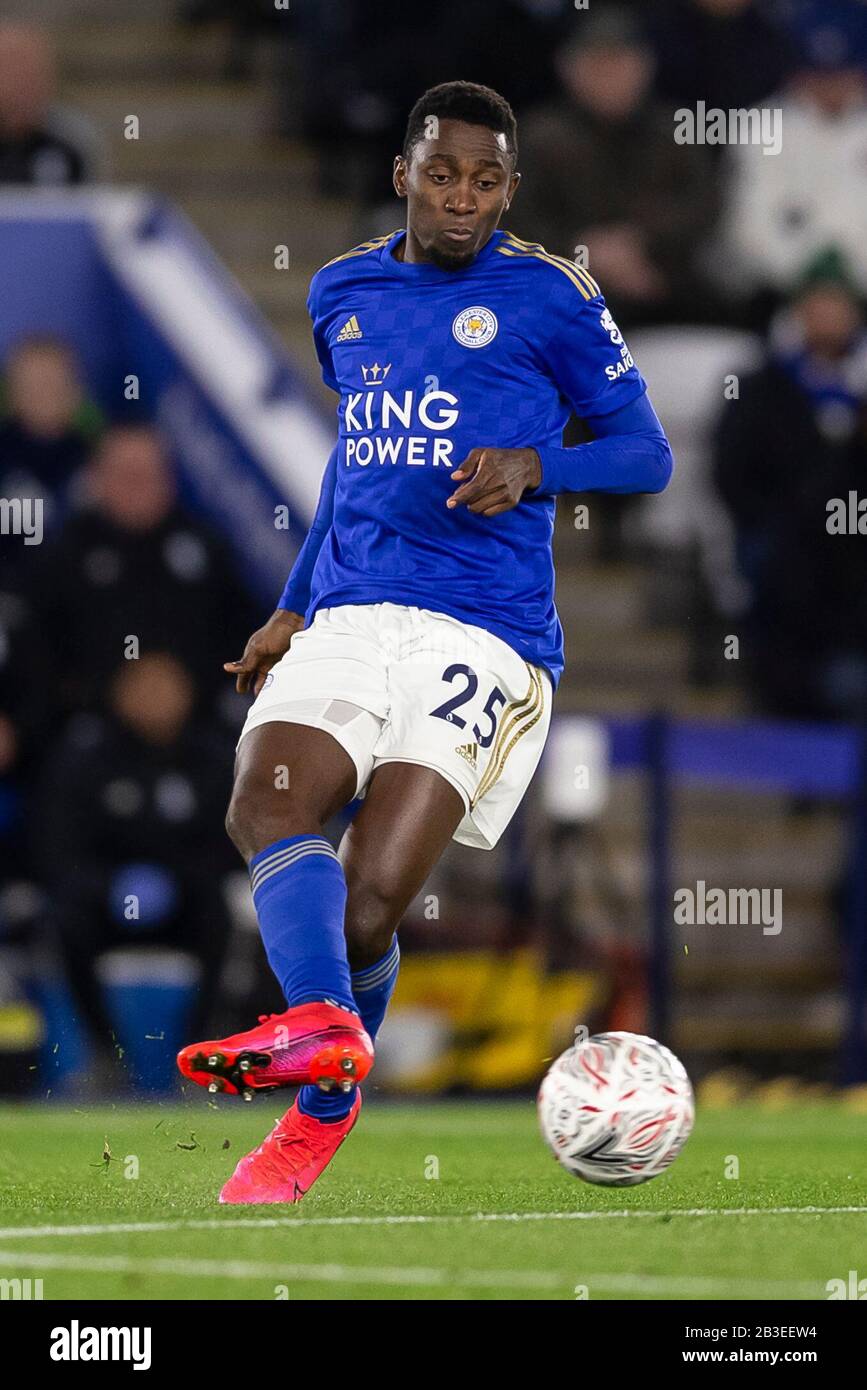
[238,602,552,850]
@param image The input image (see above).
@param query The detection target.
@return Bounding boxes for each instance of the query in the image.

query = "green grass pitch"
[1,1099,865,1300]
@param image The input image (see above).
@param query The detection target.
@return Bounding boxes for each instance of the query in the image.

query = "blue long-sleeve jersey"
[280,228,673,688]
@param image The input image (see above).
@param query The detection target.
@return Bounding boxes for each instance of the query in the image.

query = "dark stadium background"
[2,0,867,1107]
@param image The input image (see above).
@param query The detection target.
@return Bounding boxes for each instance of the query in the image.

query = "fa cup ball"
[538,1031,694,1186]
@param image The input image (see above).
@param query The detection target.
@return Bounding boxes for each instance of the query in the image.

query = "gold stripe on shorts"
[471,664,545,808]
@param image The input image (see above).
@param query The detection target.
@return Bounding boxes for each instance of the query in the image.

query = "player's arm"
[224,444,337,695]
[277,442,338,615]
[448,394,671,513]
[530,391,673,497]
[448,292,673,513]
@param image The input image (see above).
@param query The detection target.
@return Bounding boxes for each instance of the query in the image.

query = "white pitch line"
[0,1249,563,1292]
[0,1204,866,1242]
[0,1250,824,1297]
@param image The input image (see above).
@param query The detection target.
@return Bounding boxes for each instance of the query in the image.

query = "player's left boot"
[176,1000,373,1099]
[219,1092,362,1204]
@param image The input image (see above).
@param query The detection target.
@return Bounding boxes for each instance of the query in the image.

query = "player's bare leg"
[340,759,465,966]
[225,721,357,860]
[220,761,464,1203]
[177,723,374,1099]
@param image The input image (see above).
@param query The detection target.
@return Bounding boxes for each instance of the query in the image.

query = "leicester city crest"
[452,305,498,349]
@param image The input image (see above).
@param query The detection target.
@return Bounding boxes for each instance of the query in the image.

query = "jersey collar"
[379,227,506,281]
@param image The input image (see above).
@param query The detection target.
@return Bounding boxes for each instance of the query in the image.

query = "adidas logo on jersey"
[336,315,362,342]
[455,742,479,769]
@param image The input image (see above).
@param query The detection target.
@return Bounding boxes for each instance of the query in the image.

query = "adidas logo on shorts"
[455,742,479,769]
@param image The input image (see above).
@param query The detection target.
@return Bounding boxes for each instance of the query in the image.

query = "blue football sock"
[249,835,356,1013]
[349,935,400,1040]
[297,935,400,1123]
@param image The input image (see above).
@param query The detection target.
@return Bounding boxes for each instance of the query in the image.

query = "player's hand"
[224,608,304,696]
[447,447,542,516]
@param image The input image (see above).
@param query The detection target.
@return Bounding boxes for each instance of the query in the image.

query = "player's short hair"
[403,81,517,167]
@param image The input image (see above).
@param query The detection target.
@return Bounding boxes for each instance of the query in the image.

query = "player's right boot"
[219,1092,362,1204]
[176,1000,374,1100]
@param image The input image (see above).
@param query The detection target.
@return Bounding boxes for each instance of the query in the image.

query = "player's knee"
[344,874,402,967]
[224,784,260,860]
[225,779,312,862]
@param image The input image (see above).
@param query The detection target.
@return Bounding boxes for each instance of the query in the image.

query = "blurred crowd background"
[2,0,867,1101]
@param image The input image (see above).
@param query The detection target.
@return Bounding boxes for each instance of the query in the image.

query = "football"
[538,1031,695,1187]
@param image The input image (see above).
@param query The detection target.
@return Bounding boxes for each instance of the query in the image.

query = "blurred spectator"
[289,0,569,207]
[0,336,92,835]
[289,0,445,202]
[746,395,867,721]
[0,24,105,186]
[27,423,257,724]
[0,597,51,989]
[428,1,575,123]
[0,338,85,956]
[508,5,723,325]
[0,590,50,780]
[650,0,798,114]
[0,606,29,867]
[724,24,867,306]
[713,257,867,715]
[773,0,867,66]
[36,653,235,1057]
[0,336,94,571]
[179,0,282,80]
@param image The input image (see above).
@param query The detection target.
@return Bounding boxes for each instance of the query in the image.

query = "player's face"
[394,118,520,270]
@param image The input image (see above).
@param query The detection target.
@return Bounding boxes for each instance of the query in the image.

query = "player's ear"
[504,169,521,211]
[393,155,408,199]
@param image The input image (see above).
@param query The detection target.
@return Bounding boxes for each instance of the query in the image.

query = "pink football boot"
[177,1001,373,1100]
[220,1093,362,1204]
